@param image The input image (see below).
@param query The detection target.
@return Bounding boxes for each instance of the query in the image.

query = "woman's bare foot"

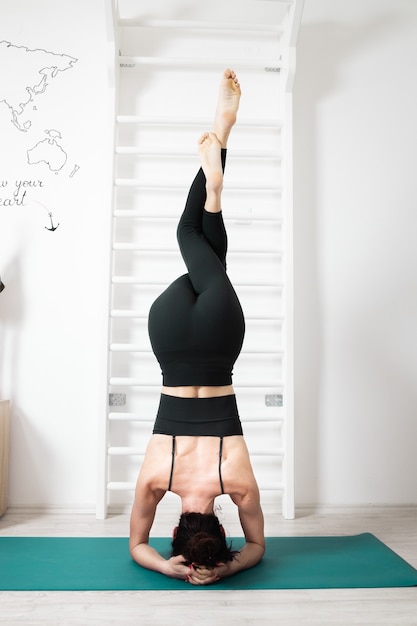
[214,68,241,148]
[198,132,223,213]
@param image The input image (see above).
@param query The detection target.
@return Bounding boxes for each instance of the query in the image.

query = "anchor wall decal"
[31,200,60,232]
[45,212,59,231]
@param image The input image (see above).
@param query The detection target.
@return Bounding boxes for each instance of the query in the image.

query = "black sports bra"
[168,435,225,495]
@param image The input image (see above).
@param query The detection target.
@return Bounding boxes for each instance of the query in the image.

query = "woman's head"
[171,512,237,567]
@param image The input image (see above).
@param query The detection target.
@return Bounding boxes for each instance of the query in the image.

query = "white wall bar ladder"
[98,0,304,520]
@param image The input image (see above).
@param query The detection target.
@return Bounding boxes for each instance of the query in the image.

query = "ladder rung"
[112,278,284,289]
[112,277,166,285]
[110,310,284,322]
[119,55,283,71]
[112,243,283,255]
[112,277,284,288]
[110,344,150,353]
[243,350,284,355]
[107,482,135,491]
[108,384,161,391]
[113,214,176,221]
[114,178,282,193]
[116,148,192,157]
[260,485,284,492]
[108,447,144,456]
[112,212,284,224]
[115,180,183,189]
[252,450,285,457]
[114,178,282,192]
[115,147,281,161]
[109,412,152,421]
[244,416,286,423]
[110,280,284,290]
[109,378,158,386]
[113,244,283,255]
[118,19,285,35]
[116,115,282,129]
[248,316,285,322]
[111,310,147,318]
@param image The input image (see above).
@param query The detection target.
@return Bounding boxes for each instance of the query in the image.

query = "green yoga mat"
[1,533,416,591]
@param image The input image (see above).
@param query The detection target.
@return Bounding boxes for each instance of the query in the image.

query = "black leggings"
[148,149,245,387]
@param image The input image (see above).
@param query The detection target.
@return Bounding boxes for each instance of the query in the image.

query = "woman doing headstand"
[129,69,265,586]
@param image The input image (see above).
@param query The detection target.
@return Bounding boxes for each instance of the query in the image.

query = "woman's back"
[140,434,257,503]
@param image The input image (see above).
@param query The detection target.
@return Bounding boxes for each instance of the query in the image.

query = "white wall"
[1,0,416,512]
[294,0,417,505]
[0,0,114,508]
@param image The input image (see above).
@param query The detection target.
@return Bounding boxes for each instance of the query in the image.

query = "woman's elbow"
[257,542,266,562]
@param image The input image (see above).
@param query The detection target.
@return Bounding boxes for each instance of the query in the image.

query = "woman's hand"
[163,555,193,581]
[165,557,225,585]
[185,562,230,586]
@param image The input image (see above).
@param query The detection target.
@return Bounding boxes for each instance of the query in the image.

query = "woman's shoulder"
[221,436,259,493]
[137,435,173,490]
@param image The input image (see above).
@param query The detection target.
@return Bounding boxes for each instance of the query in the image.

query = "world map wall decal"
[0,39,82,228]
[0,40,77,134]
[0,39,80,174]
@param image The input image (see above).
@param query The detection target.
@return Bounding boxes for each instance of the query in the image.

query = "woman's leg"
[177,146,228,270]
[177,69,241,293]
[148,70,244,382]
[178,132,245,358]
[149,139,243,385]
[176,135,226,294]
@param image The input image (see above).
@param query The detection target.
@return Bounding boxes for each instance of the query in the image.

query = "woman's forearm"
[130,543,168,575]
[225,541,265,577]
[130,543,191,581]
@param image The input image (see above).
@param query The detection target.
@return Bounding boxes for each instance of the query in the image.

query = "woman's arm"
[223,487,265,576]
[129,478,191,580]
[228,488,265,573]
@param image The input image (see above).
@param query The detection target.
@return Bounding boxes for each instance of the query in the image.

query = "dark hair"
[171,512,238,568]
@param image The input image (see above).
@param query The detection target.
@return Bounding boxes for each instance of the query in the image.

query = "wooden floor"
[1,504,416,625]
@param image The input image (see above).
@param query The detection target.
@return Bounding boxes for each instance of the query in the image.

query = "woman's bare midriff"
[162,385,234,398]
